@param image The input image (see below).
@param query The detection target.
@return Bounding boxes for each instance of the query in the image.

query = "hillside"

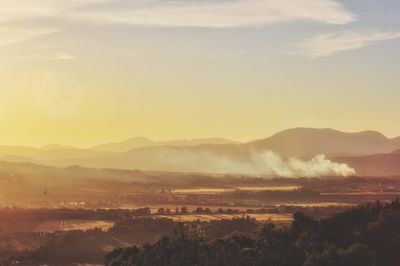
[91,137,238,152]
[246,128,400,157]
[105,200,400,266]
[334,153,400,177]
[0,145,106,161]
[91,137,156,152]
[1,128,400,176]
[44,128,400,176]
[50,144,246,173]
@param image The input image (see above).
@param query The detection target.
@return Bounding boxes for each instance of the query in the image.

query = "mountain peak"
[271,127,338,137]
[124,137,154,142]
[247,128,396,157]
[41,144,76,150]
[91,137,156,152]
[91,136,238,152]
[272,128,387,139]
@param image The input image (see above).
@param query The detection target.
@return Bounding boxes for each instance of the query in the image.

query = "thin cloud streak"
[70,0,356,28]
[300,30,400,58]
[0,0,355,28]
[0,0,105,46]
[0,25,59,47]
[0,0,357,56]
[0,52,78,61]
[0,0,108,21]
[52,53,78,60]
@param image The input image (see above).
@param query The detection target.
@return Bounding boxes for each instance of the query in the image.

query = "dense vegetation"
[105,200,400,266]
[0,207,153,223]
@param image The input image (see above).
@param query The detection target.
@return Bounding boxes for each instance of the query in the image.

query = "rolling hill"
[91,137,156,152]
[246,128,400,157]
[0,145,106,161]
[91,137,238,152]
[48,144,246,173]
[334,153,400,177]
[1,128,400,176]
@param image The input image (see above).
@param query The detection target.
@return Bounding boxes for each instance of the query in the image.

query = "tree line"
[105,199,400,266]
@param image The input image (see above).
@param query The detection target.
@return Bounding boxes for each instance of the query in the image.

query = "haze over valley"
[1,128,400,177]
[1,0,400,265]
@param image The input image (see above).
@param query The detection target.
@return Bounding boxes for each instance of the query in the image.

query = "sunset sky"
[1,0,400,147]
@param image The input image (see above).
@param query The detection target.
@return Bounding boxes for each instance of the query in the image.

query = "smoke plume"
[153,148,356,177]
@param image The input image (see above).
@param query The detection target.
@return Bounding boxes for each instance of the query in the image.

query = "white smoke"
[233,151,355,177]
[153,148,356,177]
[288,154,356,177]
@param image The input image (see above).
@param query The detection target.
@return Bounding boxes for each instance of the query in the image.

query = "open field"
[275,202,356,207]
[120,202,355,213]
[0,220,114,234]
[171,186,302,194]
[171,188,233,194]
[321,192,400,196]
[234,186,301,191]
[158,213,293,222]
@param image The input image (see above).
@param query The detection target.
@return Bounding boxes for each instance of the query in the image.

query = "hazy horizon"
[1,1,400,147]
[0,127,399,148]
[1,2,400,265]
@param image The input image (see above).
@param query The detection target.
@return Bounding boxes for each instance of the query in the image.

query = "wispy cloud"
[0,25,59,47]
[300,30,400,58]
[0,0,355,29]
[205,50,248,59]
[0,52,77,61]
[0,0,104,46]
[0,0,357,56]
[71,0,356,28]
[0,1,107,21]
[51,52,77,60]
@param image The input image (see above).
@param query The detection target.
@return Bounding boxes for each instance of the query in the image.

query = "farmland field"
[158,213,293,222]
[171,188,233,194]
[0,220,114,233]
[171,186,302,194]
[275,202,356,207]
[234,186,301,191]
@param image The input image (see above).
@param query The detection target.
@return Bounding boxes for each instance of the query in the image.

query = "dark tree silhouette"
[105,200,400,266]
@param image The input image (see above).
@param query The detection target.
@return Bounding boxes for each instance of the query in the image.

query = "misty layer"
[150,149,356,177]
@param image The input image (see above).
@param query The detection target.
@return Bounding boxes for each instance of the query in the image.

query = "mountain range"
[246,128,400,157]
[91,137,238,152]
[1,128,400,177]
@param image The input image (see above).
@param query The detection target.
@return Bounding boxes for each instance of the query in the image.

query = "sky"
[0,0,400,147]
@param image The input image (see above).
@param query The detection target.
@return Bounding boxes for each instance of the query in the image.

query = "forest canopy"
[105,200,400,266]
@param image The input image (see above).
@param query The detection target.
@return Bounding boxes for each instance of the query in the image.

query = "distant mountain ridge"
[91,137,238,152]
[3,128,399,158]
[0,145,106,161]
[334,153,400,177]
[246,128,400,157]
[41,144,76,150]
[91,137,156,152]
[1,128,400,176]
